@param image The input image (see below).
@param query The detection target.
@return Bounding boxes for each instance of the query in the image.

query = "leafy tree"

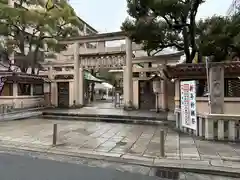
[196,10,240,97]
[122,0,204,63]
[0,43,11,70]
[97,68,116,85]
[0,0,83,74]
[197,10,240,62]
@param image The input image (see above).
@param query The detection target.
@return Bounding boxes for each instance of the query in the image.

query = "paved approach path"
[0,118,240,168]
[44,101,167,119]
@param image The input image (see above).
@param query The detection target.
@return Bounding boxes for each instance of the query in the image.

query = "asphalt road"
[0,153,160,180]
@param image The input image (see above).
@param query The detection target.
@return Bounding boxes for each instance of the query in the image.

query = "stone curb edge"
[0,112,42,121]
[43,115,169,126]
[0,143,239,178]
[42,112,167,121]
[2,107,45,116]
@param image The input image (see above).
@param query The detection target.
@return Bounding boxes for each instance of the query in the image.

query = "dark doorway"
[139,80,155,110]
[57,82,69,108]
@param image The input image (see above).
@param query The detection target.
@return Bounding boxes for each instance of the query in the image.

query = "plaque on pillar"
[209,66,224,114]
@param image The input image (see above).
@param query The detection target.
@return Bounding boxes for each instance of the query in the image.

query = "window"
[1,83,13,96]
[196,80,207,97]
[53,67,62,71]
[18,83,31,96]
[224,78,240,97]
[33,84,44,95]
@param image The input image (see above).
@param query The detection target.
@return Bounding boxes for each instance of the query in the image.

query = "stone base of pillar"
[70,102,85,109]
[123,101,135,111]
[123,106,135,111]
[162,108,169,112]
[71,103,84,108]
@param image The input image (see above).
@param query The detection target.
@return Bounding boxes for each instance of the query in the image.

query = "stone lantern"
[151,75,162,113]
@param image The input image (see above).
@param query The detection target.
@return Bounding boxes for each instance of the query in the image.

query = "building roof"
[84,71,103,82]
[165,61,240,79]
[78,17,98,33]
[0,71,50,83]
[59,31,126,44]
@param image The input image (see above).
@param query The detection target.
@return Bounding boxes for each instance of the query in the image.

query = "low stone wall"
[175,108,240,141]
[0,96,45,110]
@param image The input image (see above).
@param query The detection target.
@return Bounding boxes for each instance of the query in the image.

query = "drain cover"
[155,169,179,180]
[116,141,127,146]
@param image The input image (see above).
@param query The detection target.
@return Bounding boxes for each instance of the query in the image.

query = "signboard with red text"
[180,81,197,130]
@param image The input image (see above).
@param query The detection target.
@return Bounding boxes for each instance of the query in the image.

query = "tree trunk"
[31,45,40,75]
[18,38,28,73]
[189,2,198,61]
[182,26,191,63]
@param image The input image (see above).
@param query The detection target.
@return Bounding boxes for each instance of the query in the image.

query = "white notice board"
[180,81,197,130]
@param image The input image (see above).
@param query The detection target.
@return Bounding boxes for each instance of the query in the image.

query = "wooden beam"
[133,67,160,72]
[58,31,126,44]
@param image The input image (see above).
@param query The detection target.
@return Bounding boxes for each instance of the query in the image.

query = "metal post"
[160,130,165,157]
[156,93,159,113]
[205,57,211,108]
[53,124,57,146]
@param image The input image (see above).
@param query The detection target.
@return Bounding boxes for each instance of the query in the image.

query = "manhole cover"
[155,169,179,180]
[116,141,127,146]
[72,128,89,135]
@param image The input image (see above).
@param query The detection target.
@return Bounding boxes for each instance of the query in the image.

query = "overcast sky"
[69,0,232,33]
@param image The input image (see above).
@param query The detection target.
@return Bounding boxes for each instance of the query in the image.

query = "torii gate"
[58,31,136,109]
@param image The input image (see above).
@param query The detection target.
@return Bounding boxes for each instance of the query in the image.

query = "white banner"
[180,80,197,130]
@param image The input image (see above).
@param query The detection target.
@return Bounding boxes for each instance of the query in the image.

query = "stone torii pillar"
[205,64,224,140]
[73,42,84,106]
[123,37,133,109]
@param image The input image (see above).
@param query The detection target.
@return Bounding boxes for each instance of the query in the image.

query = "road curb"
[0,143,239,178]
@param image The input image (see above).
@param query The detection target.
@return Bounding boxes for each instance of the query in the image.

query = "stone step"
[42,114,170,125]
[42,111,167,121]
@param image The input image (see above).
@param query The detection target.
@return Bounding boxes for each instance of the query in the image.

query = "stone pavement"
[0,118,239,175]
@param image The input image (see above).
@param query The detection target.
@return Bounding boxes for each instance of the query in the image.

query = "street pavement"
[0,152,159,180]
[0,148,238,180]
